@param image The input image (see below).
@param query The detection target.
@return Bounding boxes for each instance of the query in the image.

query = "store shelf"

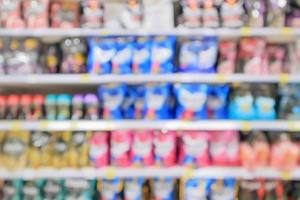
[1,120,299,131]
[0,27,299,37]
[0,74,297,85]
[0,167,298,180]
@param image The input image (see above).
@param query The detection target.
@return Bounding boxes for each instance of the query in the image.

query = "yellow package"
[51,132,70,168]
[68,131,91,168]
[27,131,52,168]
[2,131,29,170]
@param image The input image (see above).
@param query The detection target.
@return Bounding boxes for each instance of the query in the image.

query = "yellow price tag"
[280,171,291,180]
[70,121,77,130]
[99,29,109,35]
[288,121,298,132]
[79,74,90,83]
[241,121,251,132]
[11,121,21,131]
[281,27,293,36]
[279,73,289,85]
[39,120,49,130]
[183,167,195,179]
[240,27,251,37]
[216,74,226,84]
[105,167,116,180]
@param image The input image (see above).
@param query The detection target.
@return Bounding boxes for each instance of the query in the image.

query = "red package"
[23,0,49,28]
[111,130,132,167]
[0,0,25,28]
[89,132,109,168]
[217,41,237,74]
[210,131,240,166]
[50,1,79,28]
[179,131,210,167]
[131,130,153,166]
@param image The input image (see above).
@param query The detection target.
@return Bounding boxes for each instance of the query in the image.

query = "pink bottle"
[89,132,109,168]
[111,130,132,167]
[270,134,300,171]
[131,130,153,166]
[153,130,176,167]
[179,131,210,167]
[210,131,240,166]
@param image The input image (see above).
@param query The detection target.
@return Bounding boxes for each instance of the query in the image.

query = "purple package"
[84,94,99,120]
[287,9,300,27]
[244,0,266,27]
[72,94,84,120]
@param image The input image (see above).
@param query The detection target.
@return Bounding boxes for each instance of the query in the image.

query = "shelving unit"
[1,120,299,131]
[0,167,297,180]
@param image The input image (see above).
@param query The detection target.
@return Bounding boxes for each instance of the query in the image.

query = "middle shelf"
[0,120,299,131]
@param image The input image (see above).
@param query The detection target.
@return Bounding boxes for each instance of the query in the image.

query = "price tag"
[99,29,109,35]
[183,167,195,179]
[79,74,90,83]
[280,171,291,180]
[216,74,226,84]
[279,73,289,85]
[105,167,116,180]
[288,121,298,132]
[70,121,77,131]
[11,121,21,131]
[281,27,293,36]
[39,120,49,130]
[241,121,251,132]
[240,27,251,37]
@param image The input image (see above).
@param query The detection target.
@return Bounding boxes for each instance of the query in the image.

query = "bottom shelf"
[0,167,297,180]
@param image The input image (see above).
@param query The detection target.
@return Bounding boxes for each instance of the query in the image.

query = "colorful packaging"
[179,0,202,28]
[151,178,175,200]
[60,38,86,73]
[2,132,29,169]
[110,130,132,167]
[144,83,171,120]
[228,84,256,120]
[270,133,300,171]
[124,178,145,200]
[98,84,125,120]
[28,131,51,168]
[0,95,6,119]
[179,131,210,167]
[99,178,123,200]
[43,179,64,200]
[238,180,264,200]
[183,178,211,200]
[278,84,300,119]
[132,37,152,74]
[254,85,276,120]
[87,38,116,74]
[131,130,153,166]
[89,132,109,168]
[0,0,25,28]
[244,0,265,27]
[266,0,287,27]
[56,94,71,120]
[220,0,244,28]
[43,44,60,73]
[111,38,133,74]
[64,179,95,200]
[207,85,229,119]
[84,94,99,120]
[19,95,33,120]
[120,0,143,29]
[210,179,237,200]
[134,85,146,119]
[32,95,44,120]
[23,0,49,28]
[210,131,240,166]
[69,131,90,168]
[72,94,84,120]
[153,130,176,167]
[1,180,22,200]
[217,41,237,74]
[81,0,103,28]
[237,38,267,74]
[45,94,57,120]
[51,132,69,168]
[50,1,79,28]
[202,0,219,27]
[22,180,43,200]
[266,45,285,74]
[150,36,175,74]
[122,86,138,119]
[6,95,20,120]
[240,132,270,170]
[174,84,208,120]
[179,38,218,73]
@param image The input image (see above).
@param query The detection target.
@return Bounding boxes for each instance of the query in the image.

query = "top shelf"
[2,27,300,37]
